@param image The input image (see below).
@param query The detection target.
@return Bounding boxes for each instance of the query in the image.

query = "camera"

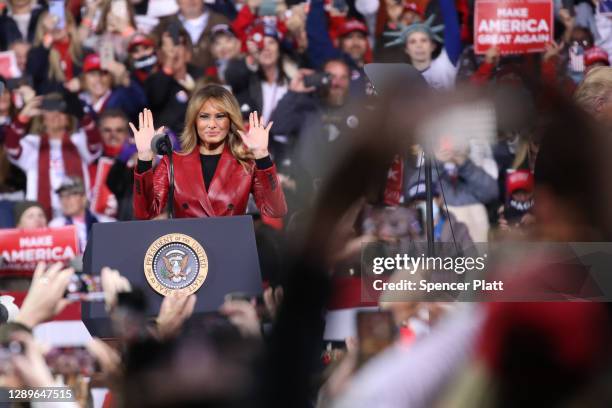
[304,72,332,90]
[40,94,67,112]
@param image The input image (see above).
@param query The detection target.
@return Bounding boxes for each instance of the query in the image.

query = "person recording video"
[131,84,287,219]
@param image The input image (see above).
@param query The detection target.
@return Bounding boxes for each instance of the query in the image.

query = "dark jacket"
[152,10,230,70]
[106,159,134,221]
[144,65,201,135]
[225,58,263,115]
[133,143,287,219]
[102,82,148,124]
[0,6,45,50]
[26,45,85,94]
[406,159,499,206]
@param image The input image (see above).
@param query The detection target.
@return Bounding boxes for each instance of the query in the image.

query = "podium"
[82,216,262,336]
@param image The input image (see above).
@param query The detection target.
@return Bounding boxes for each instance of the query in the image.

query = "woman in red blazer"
[130,84,287,219]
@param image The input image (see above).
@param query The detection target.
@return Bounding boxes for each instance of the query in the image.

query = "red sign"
[0,51,21,79]
[0,226,79,277]
[474,0,553,55]
[90,157,118,218]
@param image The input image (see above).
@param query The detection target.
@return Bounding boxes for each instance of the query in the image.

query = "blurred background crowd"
[2,0,612,406]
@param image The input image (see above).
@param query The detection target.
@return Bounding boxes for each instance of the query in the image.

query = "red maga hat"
[337,19,368,37]
[506,169,534,195]
[128,33,155,52]
[584,46,610,67]
[83,53,102,73]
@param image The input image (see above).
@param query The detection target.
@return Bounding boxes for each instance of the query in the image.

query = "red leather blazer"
[133,143,287,219]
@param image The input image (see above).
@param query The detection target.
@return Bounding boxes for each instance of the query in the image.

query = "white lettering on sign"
[478,19,549,33]
[497,8,528,18]
[19,236,53,247]
[1,246,76,263]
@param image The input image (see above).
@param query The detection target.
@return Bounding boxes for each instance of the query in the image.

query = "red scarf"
[53,39,74,80]
[38,133,84,219]
[384,155,404,206]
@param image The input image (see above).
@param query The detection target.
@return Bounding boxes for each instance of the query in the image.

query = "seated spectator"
[4,92,102,219]
[13,200,46,229]
[152,0,230,70]
[49,176,114,252]
[0,0,45,50]
[405,181,473,247]
[77,53,147,123]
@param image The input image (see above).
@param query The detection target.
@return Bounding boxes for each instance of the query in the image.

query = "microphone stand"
[424,152,435,257]
[152,133,175,219]
[167,139,174,219]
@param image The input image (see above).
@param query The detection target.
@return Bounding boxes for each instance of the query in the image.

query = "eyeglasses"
[59,191,83,199]
[571,39,592,48]
[101,127,128,133]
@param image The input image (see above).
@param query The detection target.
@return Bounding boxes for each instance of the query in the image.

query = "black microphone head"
[151,132,172,155]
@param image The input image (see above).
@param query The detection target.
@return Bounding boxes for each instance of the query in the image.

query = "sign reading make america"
[0,226,79,277]
[474,0,554,55]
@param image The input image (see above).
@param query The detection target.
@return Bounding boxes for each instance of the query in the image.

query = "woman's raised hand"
[129,108,161,161]
[238,111,273,160]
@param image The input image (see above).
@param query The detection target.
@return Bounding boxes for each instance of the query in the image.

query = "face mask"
[504,197,534,224]
[103,144,123,157]
[132,54,157,72]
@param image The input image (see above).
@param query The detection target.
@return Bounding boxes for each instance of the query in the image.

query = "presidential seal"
[143,233,208,296]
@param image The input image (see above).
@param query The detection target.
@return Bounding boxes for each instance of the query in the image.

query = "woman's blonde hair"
[33,11,83,83]
[180,85,252,167]
[574,66,612,114]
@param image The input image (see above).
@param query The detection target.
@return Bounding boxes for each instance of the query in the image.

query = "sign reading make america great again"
[0,226,78,277]
[474,0,553,55]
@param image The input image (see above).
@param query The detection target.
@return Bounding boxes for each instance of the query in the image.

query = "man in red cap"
[306,0,371,96]
[79,53,147,124]
[335,19,370,70]
[127,33,158,85]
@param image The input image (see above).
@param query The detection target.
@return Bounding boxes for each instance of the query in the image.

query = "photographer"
[270,58,354,186]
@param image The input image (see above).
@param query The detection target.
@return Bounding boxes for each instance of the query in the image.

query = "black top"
[200,153,222,190]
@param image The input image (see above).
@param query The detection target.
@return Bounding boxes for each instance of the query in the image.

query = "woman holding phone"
[130,84,287,220]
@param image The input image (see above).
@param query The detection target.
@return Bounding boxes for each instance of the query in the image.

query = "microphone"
[151,132,173,155]
[150,131,176,218]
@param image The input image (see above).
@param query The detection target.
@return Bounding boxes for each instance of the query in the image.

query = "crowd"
[1,0,612,406]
